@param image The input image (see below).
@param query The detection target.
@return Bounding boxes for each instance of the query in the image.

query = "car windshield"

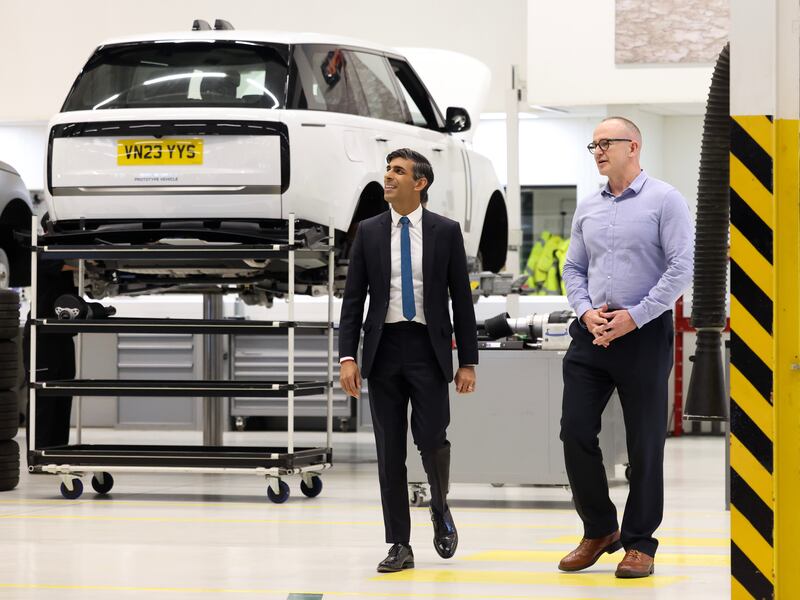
[62,40,289,111]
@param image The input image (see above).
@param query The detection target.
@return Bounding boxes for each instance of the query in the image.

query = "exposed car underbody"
[44,218,341,305]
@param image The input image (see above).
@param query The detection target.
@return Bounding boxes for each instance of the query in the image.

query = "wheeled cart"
[28,215,336,503]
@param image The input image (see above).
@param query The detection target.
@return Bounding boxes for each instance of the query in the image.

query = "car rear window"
[62,40,289,111]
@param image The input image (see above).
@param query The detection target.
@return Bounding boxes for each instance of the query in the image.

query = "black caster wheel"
[625,464,632,481]
[409,490,424,507]
[60,478,83,500]
[300,475,323,498]
[267,480,290,504]
[91,472,114,495]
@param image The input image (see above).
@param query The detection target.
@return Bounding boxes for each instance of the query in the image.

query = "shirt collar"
[390,203,424,227]
[601,169,648,200]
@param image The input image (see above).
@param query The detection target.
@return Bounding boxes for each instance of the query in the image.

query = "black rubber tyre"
[0,339,17,359]
[60,478,83,500]
[0,289,19,309]
[0,371,16,389]
[267,480,290,504]
[91,472,114,495]
[0,439,19,491]
[299,475,323,498]
[0,325,19,340]
[0,390,18,440]
[0,340,19,381]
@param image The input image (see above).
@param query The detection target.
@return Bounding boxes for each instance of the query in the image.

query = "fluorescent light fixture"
[479,112,540,120]
[530,105,569,114]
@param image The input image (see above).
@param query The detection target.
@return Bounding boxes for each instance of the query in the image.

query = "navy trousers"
[561,311,673,557]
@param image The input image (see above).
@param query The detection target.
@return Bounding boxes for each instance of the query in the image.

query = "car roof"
[97,30,403,57]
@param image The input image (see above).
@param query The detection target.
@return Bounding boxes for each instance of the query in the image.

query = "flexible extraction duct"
[684,43,730,421]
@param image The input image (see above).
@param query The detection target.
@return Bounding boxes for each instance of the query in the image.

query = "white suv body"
[45,28,507,299]
[0,161,33,288]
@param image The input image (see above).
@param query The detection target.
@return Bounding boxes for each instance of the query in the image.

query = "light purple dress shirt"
[562,170,694,328]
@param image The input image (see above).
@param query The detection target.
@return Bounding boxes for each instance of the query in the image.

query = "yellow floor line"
[463,550,729,567]
[0,514,568,529]
[0,512,732,537]
[543,535,728,548]
[0,583,607,599]
[0,514,381,526]
[372,569,685,588]
[0,498,733,523]
[659,527,728,535]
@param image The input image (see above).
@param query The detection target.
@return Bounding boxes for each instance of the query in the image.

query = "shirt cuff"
[627,305,649,329]
[574,302,593,328]
[339,356,356,364]
[461,364,477,367]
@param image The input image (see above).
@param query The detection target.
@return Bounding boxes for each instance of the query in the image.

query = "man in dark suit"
[339,148,478,573]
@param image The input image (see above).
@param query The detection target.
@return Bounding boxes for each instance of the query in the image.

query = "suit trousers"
[367,321,451,544]
[560,311,673,558]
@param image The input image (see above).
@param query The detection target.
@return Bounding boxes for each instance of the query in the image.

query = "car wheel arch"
[343,182,387,256]
[476,190,508,273]
[0,198,33,286]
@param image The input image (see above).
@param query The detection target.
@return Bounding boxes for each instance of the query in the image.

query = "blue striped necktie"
[399,216,416,321]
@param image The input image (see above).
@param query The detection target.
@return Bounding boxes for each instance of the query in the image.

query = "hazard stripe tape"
[730,114,775,599]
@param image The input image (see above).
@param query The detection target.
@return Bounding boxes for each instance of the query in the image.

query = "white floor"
[0,431,729,600]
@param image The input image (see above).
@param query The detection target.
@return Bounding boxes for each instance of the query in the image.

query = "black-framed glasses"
[587,138,632,154]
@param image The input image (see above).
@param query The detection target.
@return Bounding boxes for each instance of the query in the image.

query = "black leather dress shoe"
[377,543,415,573]
[431,507,458,558]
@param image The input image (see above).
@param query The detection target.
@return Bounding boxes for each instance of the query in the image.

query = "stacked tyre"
[0,289,20,491]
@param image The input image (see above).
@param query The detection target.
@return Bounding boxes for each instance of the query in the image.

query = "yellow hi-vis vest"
[524,231,550,290]
[556,237,570,295]
[535,233,563,295]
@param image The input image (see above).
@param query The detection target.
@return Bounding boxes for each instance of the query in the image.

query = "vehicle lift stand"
[28,215,336,503]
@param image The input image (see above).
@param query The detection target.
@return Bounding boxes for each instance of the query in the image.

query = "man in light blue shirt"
[556,117,693,579]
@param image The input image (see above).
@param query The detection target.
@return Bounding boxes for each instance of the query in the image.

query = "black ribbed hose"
[684,43,730,421]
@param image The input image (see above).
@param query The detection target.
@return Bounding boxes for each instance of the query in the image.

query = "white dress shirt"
[386,204,426,325]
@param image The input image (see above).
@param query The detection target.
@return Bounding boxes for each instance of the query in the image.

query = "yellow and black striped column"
[730,115,774,599]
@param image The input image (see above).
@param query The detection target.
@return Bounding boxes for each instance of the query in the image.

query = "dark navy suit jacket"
[338,208,478,382]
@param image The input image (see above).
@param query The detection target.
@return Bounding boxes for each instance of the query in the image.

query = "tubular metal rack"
[28,215,335,503]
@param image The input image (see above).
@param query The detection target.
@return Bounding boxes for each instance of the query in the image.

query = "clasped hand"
[582,304,637,347]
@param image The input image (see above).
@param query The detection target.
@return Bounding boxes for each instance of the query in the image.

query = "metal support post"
[75,260,84,445]
[287,214,295,454]
[327,218,334,450]
[505,65,523,276]
[29,216,38,453]
[202,293,224,446]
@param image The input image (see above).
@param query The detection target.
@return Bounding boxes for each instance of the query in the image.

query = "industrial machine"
[483,309,575,350]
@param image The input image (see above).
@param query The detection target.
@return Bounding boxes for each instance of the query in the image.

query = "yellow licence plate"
[117,139,203,165]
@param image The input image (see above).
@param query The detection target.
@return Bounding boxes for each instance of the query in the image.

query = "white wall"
[472,110,702,212]
[662,115,703,221]
[730,0,774,115]
[0,0,526,122]
[527,0,716,106]
[472,116,602,202]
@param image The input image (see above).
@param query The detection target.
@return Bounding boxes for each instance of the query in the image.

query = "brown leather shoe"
[557,530,622,571]
[615,549,655,578]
